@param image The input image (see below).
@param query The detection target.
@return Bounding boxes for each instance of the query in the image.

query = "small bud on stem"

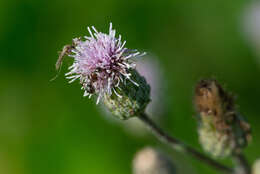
[194,79,251,158]
[133,147,176,174]
[138,113,233,174]
[194,79,251,174]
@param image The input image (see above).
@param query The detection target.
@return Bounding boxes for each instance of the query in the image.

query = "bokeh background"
[1,0,260,174]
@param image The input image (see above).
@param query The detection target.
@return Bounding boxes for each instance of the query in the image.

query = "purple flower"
[65,23,145,103]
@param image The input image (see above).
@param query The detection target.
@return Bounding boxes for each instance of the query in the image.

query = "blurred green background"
[1,0,260,174]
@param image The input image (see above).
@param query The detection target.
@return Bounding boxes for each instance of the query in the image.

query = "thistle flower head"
[65,23,145,103]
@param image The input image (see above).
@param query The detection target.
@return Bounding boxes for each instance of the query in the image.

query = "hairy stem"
[138,112,233,174]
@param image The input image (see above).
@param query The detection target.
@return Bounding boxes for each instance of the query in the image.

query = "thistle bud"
[133,147,176,174]
[103,69,150,120]
[194,79,251,158]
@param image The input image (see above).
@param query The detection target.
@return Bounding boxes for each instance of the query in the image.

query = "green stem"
[232,153,251,174]
[138,112,233,174]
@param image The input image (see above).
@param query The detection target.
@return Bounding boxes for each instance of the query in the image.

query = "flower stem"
[232,153,251,174]
[138,112,233,174]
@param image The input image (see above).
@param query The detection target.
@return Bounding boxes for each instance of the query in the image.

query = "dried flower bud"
[194,79,251,158]
[252,159,260,174]
[103,69,150,120]
[133,147,176,174]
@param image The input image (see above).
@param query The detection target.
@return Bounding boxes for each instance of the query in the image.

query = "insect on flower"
[56,44,74,71]
[51,41,79,82]
[57,23,146,104]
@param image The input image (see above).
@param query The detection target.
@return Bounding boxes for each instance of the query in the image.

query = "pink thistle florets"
[65,23,145,104]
